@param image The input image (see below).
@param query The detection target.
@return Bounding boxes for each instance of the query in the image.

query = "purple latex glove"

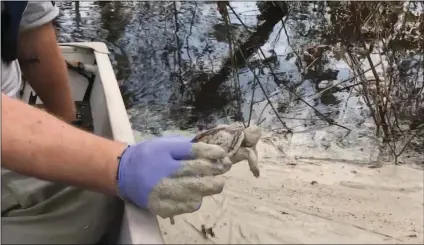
[116,136,232,219]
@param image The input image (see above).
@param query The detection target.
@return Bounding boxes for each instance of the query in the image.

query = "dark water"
[54,1,423,140]
[54,1,284,131]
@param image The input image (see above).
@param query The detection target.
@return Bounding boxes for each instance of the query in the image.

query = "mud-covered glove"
[116,136,232,219]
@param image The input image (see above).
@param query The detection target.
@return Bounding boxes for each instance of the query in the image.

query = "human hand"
[116,136,232,219]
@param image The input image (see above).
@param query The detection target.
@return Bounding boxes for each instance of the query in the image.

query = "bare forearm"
[1,94,127,195]
[17,22,76,122]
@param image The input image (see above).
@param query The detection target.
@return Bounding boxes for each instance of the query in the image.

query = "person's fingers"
[148,177,224,218]
[163,135,194,141]
[191,142,228,160]
[148,198,203,219]
[169,141,228,161]
[180,176,226,197]
[157,176,226,198]
[153,176,225,201]
[166,140,195,160]
[173,157,232,178]
[162,135,228,161]
[195,201,202,211]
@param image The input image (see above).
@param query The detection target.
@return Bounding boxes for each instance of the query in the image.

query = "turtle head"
[242,125,262,147]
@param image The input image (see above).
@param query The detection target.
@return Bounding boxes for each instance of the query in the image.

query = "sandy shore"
[152,131,424,244]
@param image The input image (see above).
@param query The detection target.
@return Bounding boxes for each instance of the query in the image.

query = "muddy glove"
[116,136,232,220]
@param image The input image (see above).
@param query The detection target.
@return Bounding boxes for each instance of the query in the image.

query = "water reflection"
[54,1,423,141]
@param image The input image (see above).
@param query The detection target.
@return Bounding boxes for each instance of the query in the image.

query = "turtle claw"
[250,167,260,178]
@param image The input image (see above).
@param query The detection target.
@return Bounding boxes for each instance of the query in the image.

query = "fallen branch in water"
[229,3,351,133]
[306,61,382,101]
[193,1,289,113]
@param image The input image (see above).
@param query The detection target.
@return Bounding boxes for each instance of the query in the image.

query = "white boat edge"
[20,42,165,244]
[62,42,165,244]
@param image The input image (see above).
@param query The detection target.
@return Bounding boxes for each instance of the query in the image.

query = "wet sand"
[153,131,424,244]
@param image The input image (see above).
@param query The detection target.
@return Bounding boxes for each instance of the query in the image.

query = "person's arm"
[1,94,126,195]
[17,2,76,122]
[2,94,234,219]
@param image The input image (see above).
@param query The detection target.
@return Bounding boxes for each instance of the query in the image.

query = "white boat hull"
[19,42,164,244]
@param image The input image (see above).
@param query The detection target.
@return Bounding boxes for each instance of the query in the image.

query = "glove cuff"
[116,145,131,202]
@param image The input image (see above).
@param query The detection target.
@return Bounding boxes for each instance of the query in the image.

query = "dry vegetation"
[317,1,424,163]
[217,1,424,164]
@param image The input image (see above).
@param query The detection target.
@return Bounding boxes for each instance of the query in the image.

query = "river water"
[54,1,423,163]
[55,2,339,129]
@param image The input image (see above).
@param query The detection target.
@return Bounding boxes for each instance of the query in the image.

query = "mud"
[131,129,424,244]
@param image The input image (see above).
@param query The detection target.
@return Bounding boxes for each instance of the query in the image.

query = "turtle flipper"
[242,125,262,147]
[230,147,260,178]
[245,147,260,178]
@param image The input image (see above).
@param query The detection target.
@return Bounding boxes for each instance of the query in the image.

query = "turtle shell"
[191,125,245,156]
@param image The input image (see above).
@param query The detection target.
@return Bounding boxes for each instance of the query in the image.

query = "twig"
[242,55,292,133]
[173,1,183,87]
[225,11,246,127]
[362,41,390,139]
[257,100,269,125]
[306,62,382,101]
[219,3,291,132]
[275,115,326,121]
[345,49,379,135]
[185,2,197,66]
[392,124,424,164]
[278,7,303,72]
[247,71,258,127]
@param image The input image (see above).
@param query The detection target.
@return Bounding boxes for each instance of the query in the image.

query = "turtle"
[191,122,262,178]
